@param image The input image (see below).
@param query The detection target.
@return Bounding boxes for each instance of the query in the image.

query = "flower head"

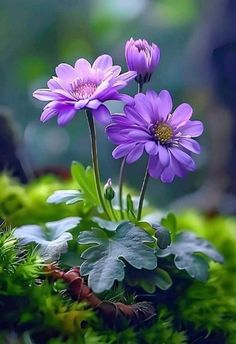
[125,38,160,84]
[106,90,203,183]
[33,55,136,126]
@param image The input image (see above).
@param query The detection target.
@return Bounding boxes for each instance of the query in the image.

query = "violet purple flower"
[106,90,203,183]
[125,38,160,84]
[33,55,136,126]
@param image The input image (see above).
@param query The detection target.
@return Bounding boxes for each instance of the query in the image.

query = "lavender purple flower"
[125,38,160,85]
[33,55,136,126]
[106,90,203,183]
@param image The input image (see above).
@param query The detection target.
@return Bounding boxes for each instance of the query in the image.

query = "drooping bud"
[125,38,160,85]
[104,178,115,201]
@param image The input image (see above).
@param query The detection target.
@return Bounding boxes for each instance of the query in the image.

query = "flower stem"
[138,82,144,93]
[109,200,118,221]
[118,157,126,219]
[137,166,150,221]
[86,110,110,219]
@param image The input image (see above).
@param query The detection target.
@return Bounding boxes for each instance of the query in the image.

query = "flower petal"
[40,107,58,122]
[179,138,201,154]
[33,89,61,101]
[92,54,113,70]
[145,141,158,155]
[158,144,170,167]
[57,108,76,126]
[112,143,135,159]
[55,63,78,81]
[134,93,155,123]
[179,121,204,137]
[169,148,196,171]
[161,165,175,183]
[148,155,164,179]
[126,144,144,163]
[75,58,91,72]
[158,90,173,121]
[92,105,111,125]
[170,103,193,127]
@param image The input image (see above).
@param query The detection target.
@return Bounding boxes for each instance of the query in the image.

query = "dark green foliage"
[78,222,157,293]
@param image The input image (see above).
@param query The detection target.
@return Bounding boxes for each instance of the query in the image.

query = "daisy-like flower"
[125,38,160,84]
[33,55,136,126]
[106,90,203,183]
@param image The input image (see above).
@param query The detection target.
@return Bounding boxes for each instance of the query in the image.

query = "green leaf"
[161,213,177,239]
[91,217,121,232]
[156,232,224,282]
[14,217,81,260]
[47,190,84,205]
[153,224,171,249]
[71,161,99,206]
[78,222,157,293]
[126,267,172,293]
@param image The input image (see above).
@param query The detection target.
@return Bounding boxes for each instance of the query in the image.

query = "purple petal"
[145,141,158,155]
[148,155,164,179]
[179,121,204,137]
[57,108,76,126]
[169,155,187,177]
[47,78,63,90]
[160,165,175,183]
[33,89,61,101]
[146,90,159,121]
[158,144,170,167]
[92,105,111,125]
[111,93,135,105]
[106,124,128,144]
[170,103,193,127]
[74,99,89,110]
[55,63,78,81]
[112,143,135,159]
[158,90,173,121]
[115,71,137,83]
[40,107,58,122]
[150,44,161,71]
[128,129,151,141]
[179,138,201,154]
[74,58,91,73]
[169,148,196,171]
[126,144,144,163]
[124,105,148,125]
[87,99,101,110]
[134,93,155,123]
[92,54,113,70]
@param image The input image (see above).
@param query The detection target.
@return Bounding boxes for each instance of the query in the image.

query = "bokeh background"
[1,0,236,212]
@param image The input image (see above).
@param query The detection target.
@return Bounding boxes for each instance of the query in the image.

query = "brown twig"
[45,264,156,329]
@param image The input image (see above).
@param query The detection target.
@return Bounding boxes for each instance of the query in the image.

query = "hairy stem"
[118,157,126,219]
[137,166,150,221]
[86,110,110,219]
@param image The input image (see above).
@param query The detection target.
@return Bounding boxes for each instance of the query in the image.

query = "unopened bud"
[104,178,115,201]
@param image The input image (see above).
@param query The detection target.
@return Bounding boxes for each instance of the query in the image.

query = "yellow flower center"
[152,122,173,144]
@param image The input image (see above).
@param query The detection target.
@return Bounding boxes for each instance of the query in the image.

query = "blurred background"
[1,0,236,212]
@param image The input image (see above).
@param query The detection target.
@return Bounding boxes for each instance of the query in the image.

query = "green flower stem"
[109,200,118,221]
[86,110,110,219]
[118,157,126,219]
[137,166,150,221]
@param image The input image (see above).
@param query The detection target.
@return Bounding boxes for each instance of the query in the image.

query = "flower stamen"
[152,122,173,144]
[71,80,97,100]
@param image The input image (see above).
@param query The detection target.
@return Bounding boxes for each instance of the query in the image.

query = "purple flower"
[106,90,203,183]
[125,38,160,84]
[33,55,136,126]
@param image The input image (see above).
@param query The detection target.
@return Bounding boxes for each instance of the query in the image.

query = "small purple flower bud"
[125,38,160,85]
[104,178,115,201]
